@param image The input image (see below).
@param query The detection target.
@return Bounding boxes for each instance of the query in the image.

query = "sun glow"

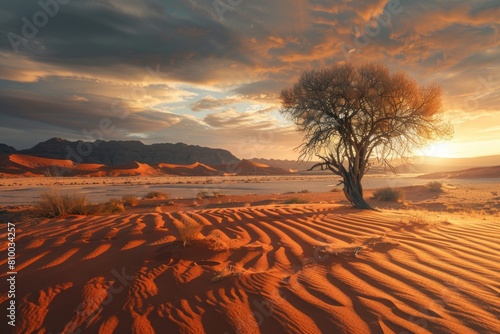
[420,142,455,158]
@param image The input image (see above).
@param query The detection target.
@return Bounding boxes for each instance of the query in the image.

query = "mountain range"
[4,137,239,166]
[1,138,499,178]
[0,138,290,177]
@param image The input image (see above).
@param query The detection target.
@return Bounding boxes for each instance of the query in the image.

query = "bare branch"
[280,62,452,210]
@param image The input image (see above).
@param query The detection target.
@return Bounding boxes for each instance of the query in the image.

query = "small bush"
[426,181,443,193]
[298,189,310,194]
[372,187,405,202]
[36,189,88,217]
[178,215,203,246]
[122,194,139,206]
[196,191,221,199]
[284,197,309,204]
[205,230,228,251]
[89,199,125,215]
[211,264,243,283]
[144,191,168,199]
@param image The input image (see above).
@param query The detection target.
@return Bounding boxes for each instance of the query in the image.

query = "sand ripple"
[2,204,499,333]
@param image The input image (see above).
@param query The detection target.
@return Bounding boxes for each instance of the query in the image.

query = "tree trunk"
[341,171,375,210]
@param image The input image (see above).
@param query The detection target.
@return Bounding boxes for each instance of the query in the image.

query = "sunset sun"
[420,142,455,158]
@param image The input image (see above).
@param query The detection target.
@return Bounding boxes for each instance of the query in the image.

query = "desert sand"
[1,184,499,333]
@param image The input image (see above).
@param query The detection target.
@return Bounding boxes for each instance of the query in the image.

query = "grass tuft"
[121,194,139,206]
[89,199,125,215]
[144,191,168,199]
[211,264,243,283]
[284,197,309,204]
[426,181,443,193]
[196,191,222,199]
[372,187,405,202]
[36,189,88,217]
[205,230,228,251]
[178,214,203,246]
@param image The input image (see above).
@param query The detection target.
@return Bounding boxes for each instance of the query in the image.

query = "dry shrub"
[122,194,139,206]
[178,214,203,246]
[367,235,399,246]
[211,264,243,283]
[426,181,443,193]
[145,191,168,199]
[372,187,405,202]
[197,191,222,199]
[89,199,125,215]
[205,230,228,251]
[317,245,364,257]
[36,189,88,217]
[284,197,308,204]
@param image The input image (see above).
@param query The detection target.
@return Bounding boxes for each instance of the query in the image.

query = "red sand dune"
[0,154,104,177]
[157,162,218,176]
[0,154,289,177]
[214,159,290,175]
[1,205,498,333]
[97,162,161,177]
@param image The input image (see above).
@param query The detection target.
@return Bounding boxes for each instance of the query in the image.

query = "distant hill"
[394,155,500,174]
[0,154,290,177]
[412,155,500,167]
[0,144,16,154]
[9,137,239,166]
[252,155,500,175]
[0,138,292,177]
[250,158,321,172]
[215,159,290,175]
[417,165,500,179]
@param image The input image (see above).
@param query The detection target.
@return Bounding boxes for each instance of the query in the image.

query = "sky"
[0,0,499,160]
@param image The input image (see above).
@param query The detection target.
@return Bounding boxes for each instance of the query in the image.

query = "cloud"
[190,96,237,111]
[203,108,276,129]
[66,95,89,102]
[0,0,499,158]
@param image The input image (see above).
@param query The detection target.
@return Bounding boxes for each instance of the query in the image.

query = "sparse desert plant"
[205,230,228,251]
[178,215,203,246]
[367,234,399,246]
[426,181,443,193]
[284,197,309,204]
[211,264,243,283]
[196,191,222,199]
[372,187,405,202]
[122,194,139,206]
[298,189,310,193]
[317,245,364,257]
[89,199,125,215]
[144,191,168,199]
[36,189,88,217]
[404,213,431,226]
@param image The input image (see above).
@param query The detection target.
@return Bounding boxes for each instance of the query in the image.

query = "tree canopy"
[281,62,452,209]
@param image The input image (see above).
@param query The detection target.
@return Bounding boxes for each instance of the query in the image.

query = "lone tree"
[281,63,452,210]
